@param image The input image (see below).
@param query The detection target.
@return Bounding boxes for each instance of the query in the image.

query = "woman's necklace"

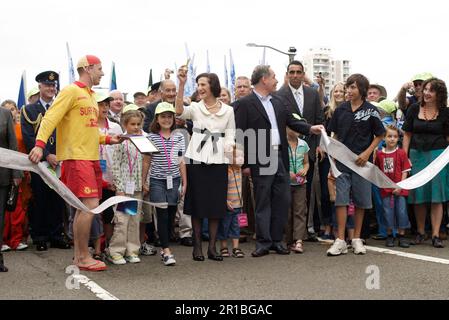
[423,106,438,121]
[204,100,219,110]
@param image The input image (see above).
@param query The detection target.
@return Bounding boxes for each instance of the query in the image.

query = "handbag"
[6,184,19,212]
[231,168,248,228]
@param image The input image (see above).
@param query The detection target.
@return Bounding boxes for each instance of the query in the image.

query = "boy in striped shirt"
[217,145,245,258]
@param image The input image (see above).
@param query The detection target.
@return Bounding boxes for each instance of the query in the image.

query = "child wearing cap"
[142,102,186,266]
[107,110,145,265]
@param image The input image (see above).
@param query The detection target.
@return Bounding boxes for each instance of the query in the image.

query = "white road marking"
[366,246,449,265]
[73,275,119,300]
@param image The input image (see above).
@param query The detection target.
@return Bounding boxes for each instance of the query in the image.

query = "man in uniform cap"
[28,55,123,271]
[147,82,162,104]
[21,70,70,251]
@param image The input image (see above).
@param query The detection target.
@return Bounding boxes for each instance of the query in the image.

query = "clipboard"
[121,135,160,154]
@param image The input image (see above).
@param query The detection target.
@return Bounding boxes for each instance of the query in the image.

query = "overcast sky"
[1,0,448,102]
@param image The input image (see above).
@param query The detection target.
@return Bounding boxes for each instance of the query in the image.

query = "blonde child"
[218,145,245,258]
[142,102,187,266]
[107,110,145,265]
[286,128,309,253]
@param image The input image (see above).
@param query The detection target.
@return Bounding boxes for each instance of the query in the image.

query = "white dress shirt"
[253,90,281,146]
[289,83,304,115]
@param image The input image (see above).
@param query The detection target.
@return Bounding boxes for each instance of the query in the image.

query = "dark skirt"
[184,162,227,219]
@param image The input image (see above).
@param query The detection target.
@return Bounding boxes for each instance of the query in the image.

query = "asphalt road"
[2,238,449,301]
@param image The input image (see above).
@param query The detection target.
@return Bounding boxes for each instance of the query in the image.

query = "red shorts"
[61,160,103,199]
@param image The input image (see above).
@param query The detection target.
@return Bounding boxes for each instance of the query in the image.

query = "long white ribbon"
[0,148,167,214]
[319,130,449,190]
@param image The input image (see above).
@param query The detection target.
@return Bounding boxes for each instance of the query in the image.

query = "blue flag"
[110,62,117,91]
[17,71,27,110]
[229,49,236,102]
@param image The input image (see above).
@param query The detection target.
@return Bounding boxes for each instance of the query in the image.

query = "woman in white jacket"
[176,68,235,262]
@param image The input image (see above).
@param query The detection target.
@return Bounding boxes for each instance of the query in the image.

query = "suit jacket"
[20,100,57,158]
[142,99,161,133]
[276,84,324,161]
[0,108,21,186]
[233,91,312,176]
[143,99,193,135]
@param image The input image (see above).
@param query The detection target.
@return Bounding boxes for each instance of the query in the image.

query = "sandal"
[77,260,107,272]
[220,248,230,257]
[232,248,245,258]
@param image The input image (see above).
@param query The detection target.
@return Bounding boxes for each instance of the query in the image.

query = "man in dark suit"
[276,61,326,238]
[0,107,22,271]
[234,65,324,257]
[21,71,70,251]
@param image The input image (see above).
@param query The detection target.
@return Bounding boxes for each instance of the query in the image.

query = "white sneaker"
[125,254,141,263]
[16,243,28,251]
[1,244,11,252]
[163,254,176,266]
[352,238,367,255]
[326,238,348,256]
[107,254,127,265]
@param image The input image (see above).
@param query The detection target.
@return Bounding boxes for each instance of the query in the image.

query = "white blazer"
[179,100,235,164]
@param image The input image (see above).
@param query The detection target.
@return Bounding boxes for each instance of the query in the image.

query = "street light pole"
[246,43,297,62]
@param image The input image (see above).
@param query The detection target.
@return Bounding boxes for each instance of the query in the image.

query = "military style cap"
[147,82,161,94]
[35,71,59,84]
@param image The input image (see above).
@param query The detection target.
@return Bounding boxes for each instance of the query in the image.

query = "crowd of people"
[0,53,448,273]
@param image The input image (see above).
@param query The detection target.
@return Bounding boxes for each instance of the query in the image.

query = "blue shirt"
[253,90,281,145]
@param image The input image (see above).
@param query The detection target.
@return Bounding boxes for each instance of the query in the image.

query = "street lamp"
[246,43,297,62]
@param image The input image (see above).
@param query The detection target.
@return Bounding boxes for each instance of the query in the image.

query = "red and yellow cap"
[76,55,101,69]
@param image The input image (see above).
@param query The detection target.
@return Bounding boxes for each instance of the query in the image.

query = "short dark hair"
[287,60,304,72]
[422,78,448,108]
[251,65,271,86]
[150,112,176,133]
[196,73,221,98]
[345,74,370,100]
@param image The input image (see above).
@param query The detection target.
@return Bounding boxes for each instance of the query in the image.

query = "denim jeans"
[217,208,241,240]
[382,195,410,230]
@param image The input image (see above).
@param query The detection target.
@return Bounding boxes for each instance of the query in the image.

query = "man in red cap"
[29,55,123,271]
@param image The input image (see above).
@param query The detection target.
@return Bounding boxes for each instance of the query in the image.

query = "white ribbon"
[319,129,449,190]
[0,148,167,214]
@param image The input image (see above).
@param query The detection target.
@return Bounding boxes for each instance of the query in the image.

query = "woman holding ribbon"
[402,78,449,248]
[176,67,235,261]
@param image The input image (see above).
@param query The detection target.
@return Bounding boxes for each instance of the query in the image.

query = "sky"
[1,0,448,103]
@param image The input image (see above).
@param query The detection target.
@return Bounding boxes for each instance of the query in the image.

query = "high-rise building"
[302,47,351,95]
